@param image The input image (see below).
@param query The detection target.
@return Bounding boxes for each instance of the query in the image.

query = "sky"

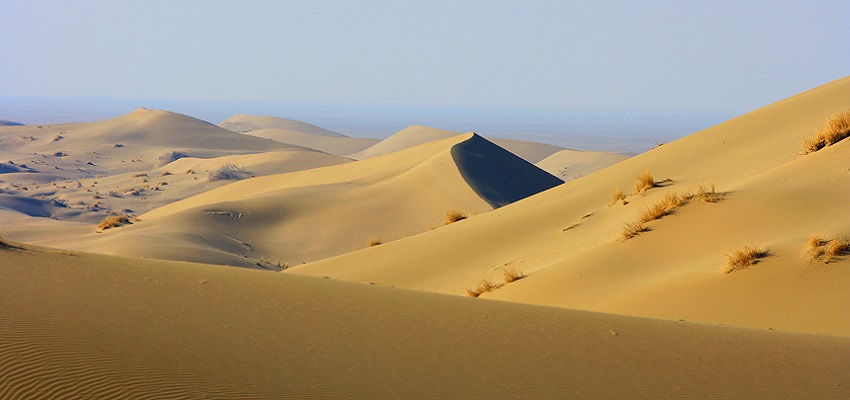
[1,0,847,115]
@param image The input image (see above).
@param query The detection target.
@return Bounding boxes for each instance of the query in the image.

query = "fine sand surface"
[2,241,848,399]
[28,133,561,268]
[292,76,850,336]
[220,114,380,156]
[536,148,631,181]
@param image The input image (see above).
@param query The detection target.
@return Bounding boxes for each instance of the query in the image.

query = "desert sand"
[2,76,849,398]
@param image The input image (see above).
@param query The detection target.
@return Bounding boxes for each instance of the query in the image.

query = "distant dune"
[536,149,631,181]
[0,120,23,126]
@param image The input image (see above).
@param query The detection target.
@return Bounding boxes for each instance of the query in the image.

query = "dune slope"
[292,76,850,336]
[2,242,848,399]
[219,114,379,155]
[42,133,561,268]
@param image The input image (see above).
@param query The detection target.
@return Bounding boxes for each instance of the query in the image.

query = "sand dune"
[291,76,850,336]
[220,114,379,155]
[220,113,347,136]
[536,148,631,181]
[348,124,565,163]
[2,241,848,399]
[0,120,23,126]
[36,133,561,268]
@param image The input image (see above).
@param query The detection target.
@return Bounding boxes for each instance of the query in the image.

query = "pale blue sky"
[1,0,848,113]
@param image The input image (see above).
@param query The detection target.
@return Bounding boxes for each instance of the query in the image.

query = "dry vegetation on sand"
[633,171,656,194]
[803,110,850,154]
[503,267,524,283]
[808,235,849,263]
[465,279,499,297]
[621,184,720,241]
[724,245,768,274]
[610,187,627,205]
[97,215,133,231]
[444,210,467,225]
[367,237,382,247]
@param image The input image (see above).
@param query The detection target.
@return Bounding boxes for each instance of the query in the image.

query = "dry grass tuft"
[611,187,627,205]
[638,192,685,223]
[621,221,649,240]
[723,245,767,273]
[503,267,524,283]
[696,183,720,203]
[807,234,825,258]
[803,110,850,154]
[823,237,849,263]
[465,279,500,297]
[444,210,468,225]
[633,171,655,194]
[98,215,132,231]
[367,237,382,247]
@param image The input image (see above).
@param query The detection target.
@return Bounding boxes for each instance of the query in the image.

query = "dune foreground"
[2,242,849,399]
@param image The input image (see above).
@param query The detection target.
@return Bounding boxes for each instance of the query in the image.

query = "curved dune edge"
[1,243,848,399]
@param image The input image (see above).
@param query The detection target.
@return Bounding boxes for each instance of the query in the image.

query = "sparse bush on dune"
[809,235,849,263]
[633,171,655,194]
[696,183,720,203]
[367,237,382,247]
[209,163,249,181]
[638,192,685,223]
[503,267,524,283]
[444,210,467,225]
[611,187,627,205]
[621,221,649,240]
[465,279,500,297]
[156,151,188,165]
[804,110,850,154]
[97,215,132,231]
[724,245,768,274]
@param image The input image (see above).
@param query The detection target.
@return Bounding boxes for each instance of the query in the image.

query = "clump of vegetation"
[209,163,249,181]
[633,171,656,194]
[803,110,850,154]
[696,183,720,203]
[621,221,649,240]
[503,267,524,283]
[444,210,467,225]
[465,279,500,297]
[156,151,188,164]
[638,192,685,223]
[611,187,627,205]
[723,245,768,274]
[367,237,382,247]
[97,215,133,231]
[809,235,849,263]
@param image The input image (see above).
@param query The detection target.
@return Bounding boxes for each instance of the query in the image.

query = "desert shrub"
[621,221,648,240]
[807,234,826,259]
[503,267,524,283]
[696,183,720,203]
[367,237,382,247]
[156,151,188,164]
[633,171,655,194]
[803,110,850,154]
[98,215,131,231]
[638,192,685,223]
[465,279,500,297]
[611,187,627,205]
[209,163,248,181]
[823,237,849,263]
[444,210,467,225]
[723,245,767,273]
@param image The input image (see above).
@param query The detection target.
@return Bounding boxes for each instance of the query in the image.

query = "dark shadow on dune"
[451,134,564,208]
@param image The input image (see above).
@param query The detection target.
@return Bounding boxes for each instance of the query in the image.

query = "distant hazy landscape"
[0,96,734,153]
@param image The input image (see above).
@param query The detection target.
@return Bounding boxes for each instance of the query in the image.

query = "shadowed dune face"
[452,134,563,207]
